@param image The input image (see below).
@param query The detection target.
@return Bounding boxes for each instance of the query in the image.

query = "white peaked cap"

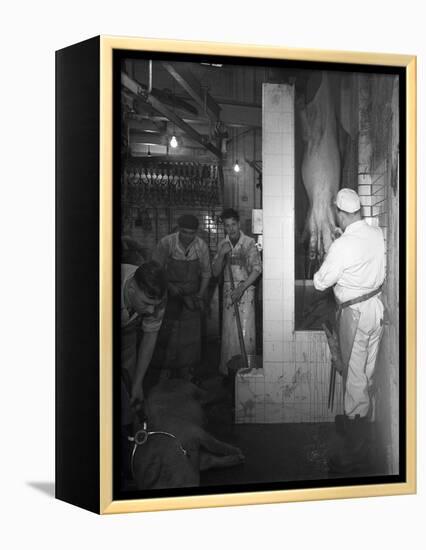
[335,188,361,213]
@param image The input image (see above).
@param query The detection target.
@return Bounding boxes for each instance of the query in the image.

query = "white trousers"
[344,296,384,418]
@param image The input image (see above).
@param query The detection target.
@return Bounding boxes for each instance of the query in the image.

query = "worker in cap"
[152,214,211,380]
[313,188,386,473]
[335,188,361,213]
[176,214,199,230]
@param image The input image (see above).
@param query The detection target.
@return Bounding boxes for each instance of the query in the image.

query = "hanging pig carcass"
[298,72,341,261]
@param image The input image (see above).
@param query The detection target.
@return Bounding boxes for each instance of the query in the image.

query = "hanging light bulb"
[233,160,240,173]
[170,135,178,148]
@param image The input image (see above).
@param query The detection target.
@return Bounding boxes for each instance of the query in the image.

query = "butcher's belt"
[336,286,383,317]
[333,286,383,376]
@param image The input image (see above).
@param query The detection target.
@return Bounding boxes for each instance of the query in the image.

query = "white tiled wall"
[358,162,388,271]
[235,83,343,424]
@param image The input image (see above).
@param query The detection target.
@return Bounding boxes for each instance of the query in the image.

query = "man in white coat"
[313,188,385,472]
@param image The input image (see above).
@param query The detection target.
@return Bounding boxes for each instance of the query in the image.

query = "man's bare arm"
[131,331,158,404]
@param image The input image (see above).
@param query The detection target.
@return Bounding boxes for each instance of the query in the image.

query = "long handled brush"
[226,255,250,373]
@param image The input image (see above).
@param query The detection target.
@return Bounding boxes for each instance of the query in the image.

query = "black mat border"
[112,47,407,502]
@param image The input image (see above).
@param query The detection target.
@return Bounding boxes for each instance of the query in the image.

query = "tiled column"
[235,84,295,424]
[235,83,342,424]
[262,84,295,422]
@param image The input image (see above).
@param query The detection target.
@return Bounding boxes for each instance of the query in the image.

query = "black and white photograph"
[116,52,404,497]
[4,0,424,541]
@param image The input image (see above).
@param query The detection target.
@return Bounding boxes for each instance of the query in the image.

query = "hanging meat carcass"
[299,72,341,261]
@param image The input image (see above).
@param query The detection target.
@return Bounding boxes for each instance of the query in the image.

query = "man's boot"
[329,415,371,474]
[350,416,371,464]
[334,414,350,436]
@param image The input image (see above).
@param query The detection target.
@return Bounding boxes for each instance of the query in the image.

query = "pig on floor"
[131,379,245,490]
[299,72,341,260]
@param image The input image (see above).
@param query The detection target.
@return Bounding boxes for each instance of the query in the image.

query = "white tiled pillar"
[262,83,296,422]
[263,82,295,344]
[235,83,342,424]
[235,84,295,424]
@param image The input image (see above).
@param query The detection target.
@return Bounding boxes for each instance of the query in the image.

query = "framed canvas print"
[55,36,416,514]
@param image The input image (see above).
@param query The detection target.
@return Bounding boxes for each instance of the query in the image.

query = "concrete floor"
[201,421,386,488]
[202,423,330,486]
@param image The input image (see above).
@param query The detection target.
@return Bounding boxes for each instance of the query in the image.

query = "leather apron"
[162,256,202,370]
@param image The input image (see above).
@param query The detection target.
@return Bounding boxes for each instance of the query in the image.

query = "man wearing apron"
[314,189,385,473]
[212,208,262,375]
[152,214,211,379]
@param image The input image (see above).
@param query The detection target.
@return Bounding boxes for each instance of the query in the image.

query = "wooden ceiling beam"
[162,62,221,123]
[122,72,222,160]
[127,119,164,133]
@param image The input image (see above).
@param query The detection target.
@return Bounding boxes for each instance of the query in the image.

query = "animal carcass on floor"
[130,380,245,490]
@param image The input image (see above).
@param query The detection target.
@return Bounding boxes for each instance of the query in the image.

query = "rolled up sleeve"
[313,241,344,291]
[247,241,262,274]
[142,300,166,333]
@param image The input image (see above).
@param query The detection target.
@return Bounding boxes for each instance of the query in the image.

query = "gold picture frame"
[56,35,416,514]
